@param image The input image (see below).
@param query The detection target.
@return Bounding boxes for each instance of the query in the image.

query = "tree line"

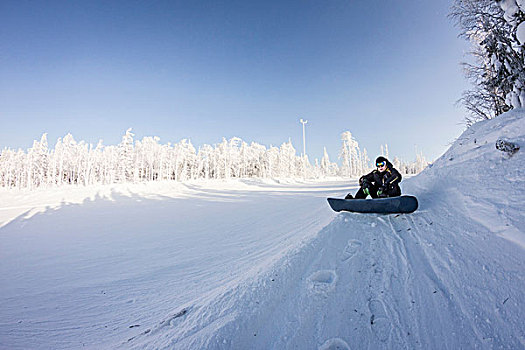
[0,130,428,190]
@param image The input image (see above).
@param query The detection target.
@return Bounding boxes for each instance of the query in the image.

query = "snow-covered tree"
[266,146,280,178]
[450,0,525,124]
[320,147,338,177]
[279,140,297,178]
[118,128,135,183]
[339,131,367,177]
[497,0,525,108]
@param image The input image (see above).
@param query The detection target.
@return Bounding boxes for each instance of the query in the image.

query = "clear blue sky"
[0,0,469,163]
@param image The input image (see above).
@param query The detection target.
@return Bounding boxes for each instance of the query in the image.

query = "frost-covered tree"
[321,147,338,176]
[266,146,280,178]
[339,131,367,177]
[497,0,525,107]
[0,148,17,188]
[339,131,354,176]
[361,148,371,173]
[61,134,78,184]
[279,141,297,178]
[393,156,402,171]
[394,151,430,175]
[197,144,213,180]
[26,134,49,188]
[118,128,135,183]
[450,0,525,124]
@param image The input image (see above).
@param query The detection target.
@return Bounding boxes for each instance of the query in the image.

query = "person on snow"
[345,156,402,199]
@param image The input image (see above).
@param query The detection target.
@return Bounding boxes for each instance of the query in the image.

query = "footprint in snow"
[319,338,350,350]
[341,239,362,261]
[308,270,337,294]
[368,299,392,342]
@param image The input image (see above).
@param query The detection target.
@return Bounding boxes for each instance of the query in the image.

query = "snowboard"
[327,195,418,214]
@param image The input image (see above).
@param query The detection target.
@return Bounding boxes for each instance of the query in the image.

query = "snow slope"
[1,110,524,349]
[0,179,346,349]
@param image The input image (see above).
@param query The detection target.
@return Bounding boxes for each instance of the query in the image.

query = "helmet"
[375,156,388,168]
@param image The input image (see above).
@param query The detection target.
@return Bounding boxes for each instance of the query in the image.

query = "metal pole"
[300,119,308,158]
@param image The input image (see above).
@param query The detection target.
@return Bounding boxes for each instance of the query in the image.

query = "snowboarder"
[345,156,402,199]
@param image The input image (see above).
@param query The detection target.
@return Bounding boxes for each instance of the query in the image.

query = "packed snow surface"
[1,110,524,349]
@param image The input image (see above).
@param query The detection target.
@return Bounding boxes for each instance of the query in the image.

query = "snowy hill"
[409,108,525,248]
[0,110,524,349]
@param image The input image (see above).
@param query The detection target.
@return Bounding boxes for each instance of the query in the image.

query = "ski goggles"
[376,161,386,168]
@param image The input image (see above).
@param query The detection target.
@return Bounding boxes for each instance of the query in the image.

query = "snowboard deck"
[327,195,418,214]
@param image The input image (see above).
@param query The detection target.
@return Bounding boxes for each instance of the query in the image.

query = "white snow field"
[1,110,524,349]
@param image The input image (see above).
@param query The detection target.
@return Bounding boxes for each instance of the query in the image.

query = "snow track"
[188,208,521,349]
[130,197,524,349]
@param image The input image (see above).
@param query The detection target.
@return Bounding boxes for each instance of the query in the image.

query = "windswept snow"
[1,110,524,349]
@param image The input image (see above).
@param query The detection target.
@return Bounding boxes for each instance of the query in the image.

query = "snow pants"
[353,183,401,199]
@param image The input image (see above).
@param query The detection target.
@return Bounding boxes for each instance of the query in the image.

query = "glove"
[377,186,386,196]
[363,187,370,196]
[360,177,372,187]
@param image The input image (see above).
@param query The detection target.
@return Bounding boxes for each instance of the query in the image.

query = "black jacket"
[359,161,402,190]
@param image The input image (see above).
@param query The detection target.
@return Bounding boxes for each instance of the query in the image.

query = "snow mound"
[407,108,525,247]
